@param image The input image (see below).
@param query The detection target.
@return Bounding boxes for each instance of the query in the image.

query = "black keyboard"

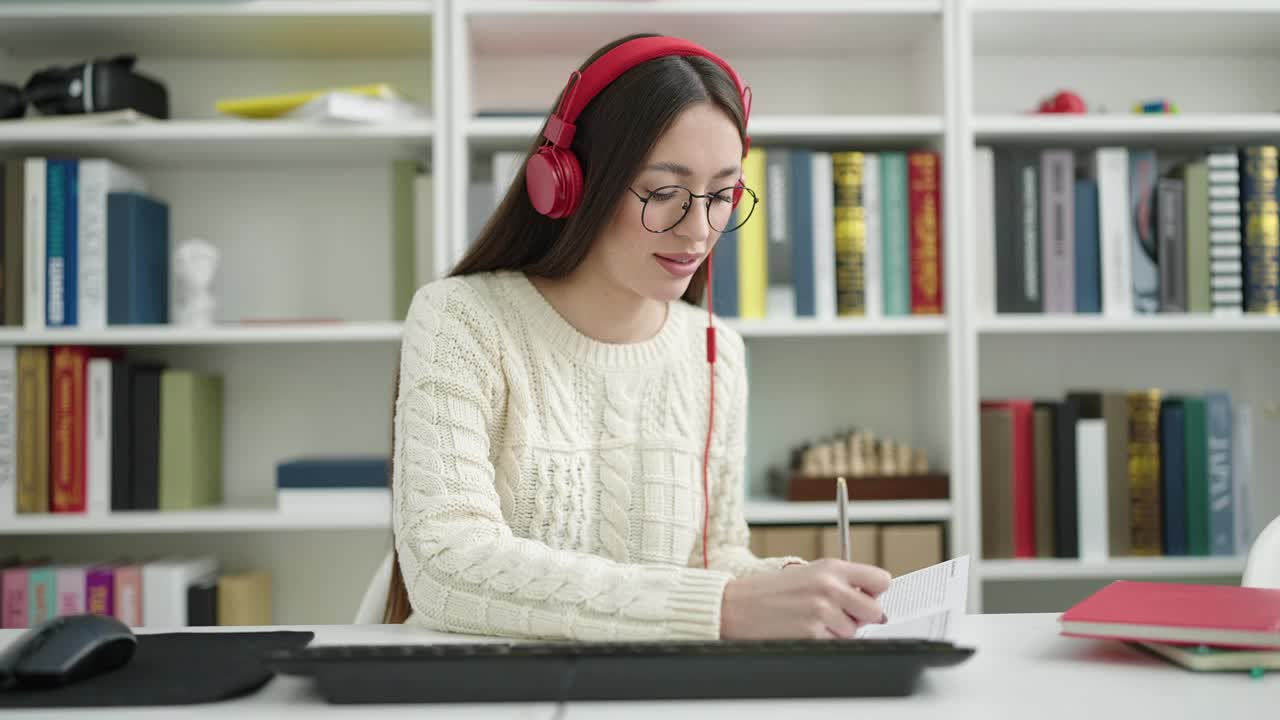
[268,638,975,704]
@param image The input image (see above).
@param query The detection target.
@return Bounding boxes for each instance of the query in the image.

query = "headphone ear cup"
[525,145,584,219]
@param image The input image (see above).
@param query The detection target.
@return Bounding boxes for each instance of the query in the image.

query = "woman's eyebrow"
[644,161,742,179]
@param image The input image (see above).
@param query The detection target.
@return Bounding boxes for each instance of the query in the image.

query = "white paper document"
[855,555,970,641]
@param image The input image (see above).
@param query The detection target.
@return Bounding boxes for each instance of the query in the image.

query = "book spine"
[1128,150,1160,313]
[1011,402,1036,558]
[78,161,145,330]
[45,160,68,327]
[862,153,883,319]
[28,567,55,625]
[1182,397,1210,556]
[86,357,112,516]
[55,566,86,616]
[1096,148,1133,316]
[4,161,26,327]
[1241,146,1280,314]
[1183,162,1211,313]
[1053,400,1081,558]
[0,346,15,519]
[765,148,793,318]
[711,224,739,317]
[1073,178,1101,313]
[738,147,768,319]
[1127,390,1163,556]
[86,567,114,616]
[1232,404,1254,554]
[1205,392,1235,556]
[994,148,1041,313]
[979,408,1015,559]
[114,565,143,627]
[1040,150,1075,313]
[788,150,815,317]
[1159,400,1188,556]
[2,568,28,628]
[1102,393,1132,556]
[1207,149,1242,315]
[1157,178,1187,312]
[24,158,46,330]
[908,151,943,315]
[1075,419,1109,562]
[1032,405,1056,557]
[880,152,911,316]
[833,151,866,316]
[811,152,837,319]
[50,346,88,513]
[16,347,48,513]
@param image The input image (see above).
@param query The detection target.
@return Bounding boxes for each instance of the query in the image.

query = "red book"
[1061,581,1280,649]
[908,150,943,315]
[981,400,1036,557]
[50,346,91,513]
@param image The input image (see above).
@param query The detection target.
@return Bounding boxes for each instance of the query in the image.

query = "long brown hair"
[382,33,749,624]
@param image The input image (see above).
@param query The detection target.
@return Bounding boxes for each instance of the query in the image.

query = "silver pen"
[836,476,850,562]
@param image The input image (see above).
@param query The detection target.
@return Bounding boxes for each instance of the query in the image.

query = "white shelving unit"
[5,0,1277,622]
[957,0,1280,611]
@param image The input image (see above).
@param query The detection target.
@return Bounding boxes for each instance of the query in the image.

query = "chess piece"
[174,238,220,326]
[831,441,849,476]
[868,439,882,476]
[816,443,834,476]
[801,446,820,476]
[880,438,897,475]
[912,447,929,474]
[897,443,913,476]
[862,432,878,474]
[849,433,866,476]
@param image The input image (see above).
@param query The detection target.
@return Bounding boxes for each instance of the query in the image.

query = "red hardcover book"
[908,150,943,315]
[1060,581,1280,649]
[50,346,90,513]
[981,399,1036,557]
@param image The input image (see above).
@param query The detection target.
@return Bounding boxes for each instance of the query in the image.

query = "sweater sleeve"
[696,327,806,577]
[393,281,733,641]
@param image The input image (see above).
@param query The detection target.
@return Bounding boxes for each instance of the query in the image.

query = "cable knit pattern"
[393,270,799,641]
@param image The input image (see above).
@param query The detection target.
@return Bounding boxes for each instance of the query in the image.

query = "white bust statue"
[174,238,220,326]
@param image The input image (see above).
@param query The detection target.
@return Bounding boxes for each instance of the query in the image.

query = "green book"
[1183,162,1210,313]
[1182,396,1209,556]
[159,370,224,511]
[879,152,910,316]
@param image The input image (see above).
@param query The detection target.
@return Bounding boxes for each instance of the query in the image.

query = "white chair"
[1243,513,1280,589]
[353,550,394,624]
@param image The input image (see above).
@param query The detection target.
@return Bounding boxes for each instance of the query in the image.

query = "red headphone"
[525,36,752,570]
[525,35,752,219]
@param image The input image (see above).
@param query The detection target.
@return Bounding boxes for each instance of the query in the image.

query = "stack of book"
[0,347,223,516]
[975,145,1280,317]
[0,555,271,629]
[275,456,389,515]
[980,391,1255,561]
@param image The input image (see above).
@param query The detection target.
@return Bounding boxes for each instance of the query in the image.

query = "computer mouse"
[0,613,137,690]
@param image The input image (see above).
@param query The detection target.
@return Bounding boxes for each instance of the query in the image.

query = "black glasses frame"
[627,184,759,234]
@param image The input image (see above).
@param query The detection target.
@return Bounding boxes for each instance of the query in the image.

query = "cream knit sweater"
[392,270,798,641]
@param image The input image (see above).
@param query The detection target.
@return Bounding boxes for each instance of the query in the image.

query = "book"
[1138,641,1280,672]
[215,83,403,118]
[1060,580,1280,649]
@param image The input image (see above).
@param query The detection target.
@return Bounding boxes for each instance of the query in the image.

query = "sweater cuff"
[663,570,733,639]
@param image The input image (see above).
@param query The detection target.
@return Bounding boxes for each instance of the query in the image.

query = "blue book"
[1073,178,1102,313]
[1159,400,1188,556]
[712,218,739,317]
[45,159,78,327]
[107,192,170,325]
[1204,392,1235,556]
[277,457,390,489]
[788,150,815,316]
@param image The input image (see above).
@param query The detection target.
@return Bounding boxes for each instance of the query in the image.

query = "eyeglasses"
[627,184,758,234]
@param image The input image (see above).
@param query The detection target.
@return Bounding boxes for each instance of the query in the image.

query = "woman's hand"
[719,559,892,640]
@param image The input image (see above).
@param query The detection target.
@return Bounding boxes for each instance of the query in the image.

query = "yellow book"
[215,83,399,119]
[738,147,769,319]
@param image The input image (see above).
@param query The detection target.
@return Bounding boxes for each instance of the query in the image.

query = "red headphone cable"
[702,253,716,570]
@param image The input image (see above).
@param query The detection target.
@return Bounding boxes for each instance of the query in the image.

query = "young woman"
[383,33,890,640]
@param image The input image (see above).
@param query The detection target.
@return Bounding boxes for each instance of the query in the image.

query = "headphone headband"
[541,36,751,152]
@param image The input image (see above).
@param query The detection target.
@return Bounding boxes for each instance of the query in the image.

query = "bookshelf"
[4,0,1277,624]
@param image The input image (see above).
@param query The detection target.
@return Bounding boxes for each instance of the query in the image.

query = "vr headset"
[0,54,169,120]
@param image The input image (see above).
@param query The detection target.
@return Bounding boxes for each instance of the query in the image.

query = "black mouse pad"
[0,630,314,708]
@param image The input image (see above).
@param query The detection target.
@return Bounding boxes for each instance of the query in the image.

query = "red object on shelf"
[1035,90,1087,114]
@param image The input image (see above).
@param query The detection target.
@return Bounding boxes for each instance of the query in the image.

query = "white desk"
[2,613,1272,719]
